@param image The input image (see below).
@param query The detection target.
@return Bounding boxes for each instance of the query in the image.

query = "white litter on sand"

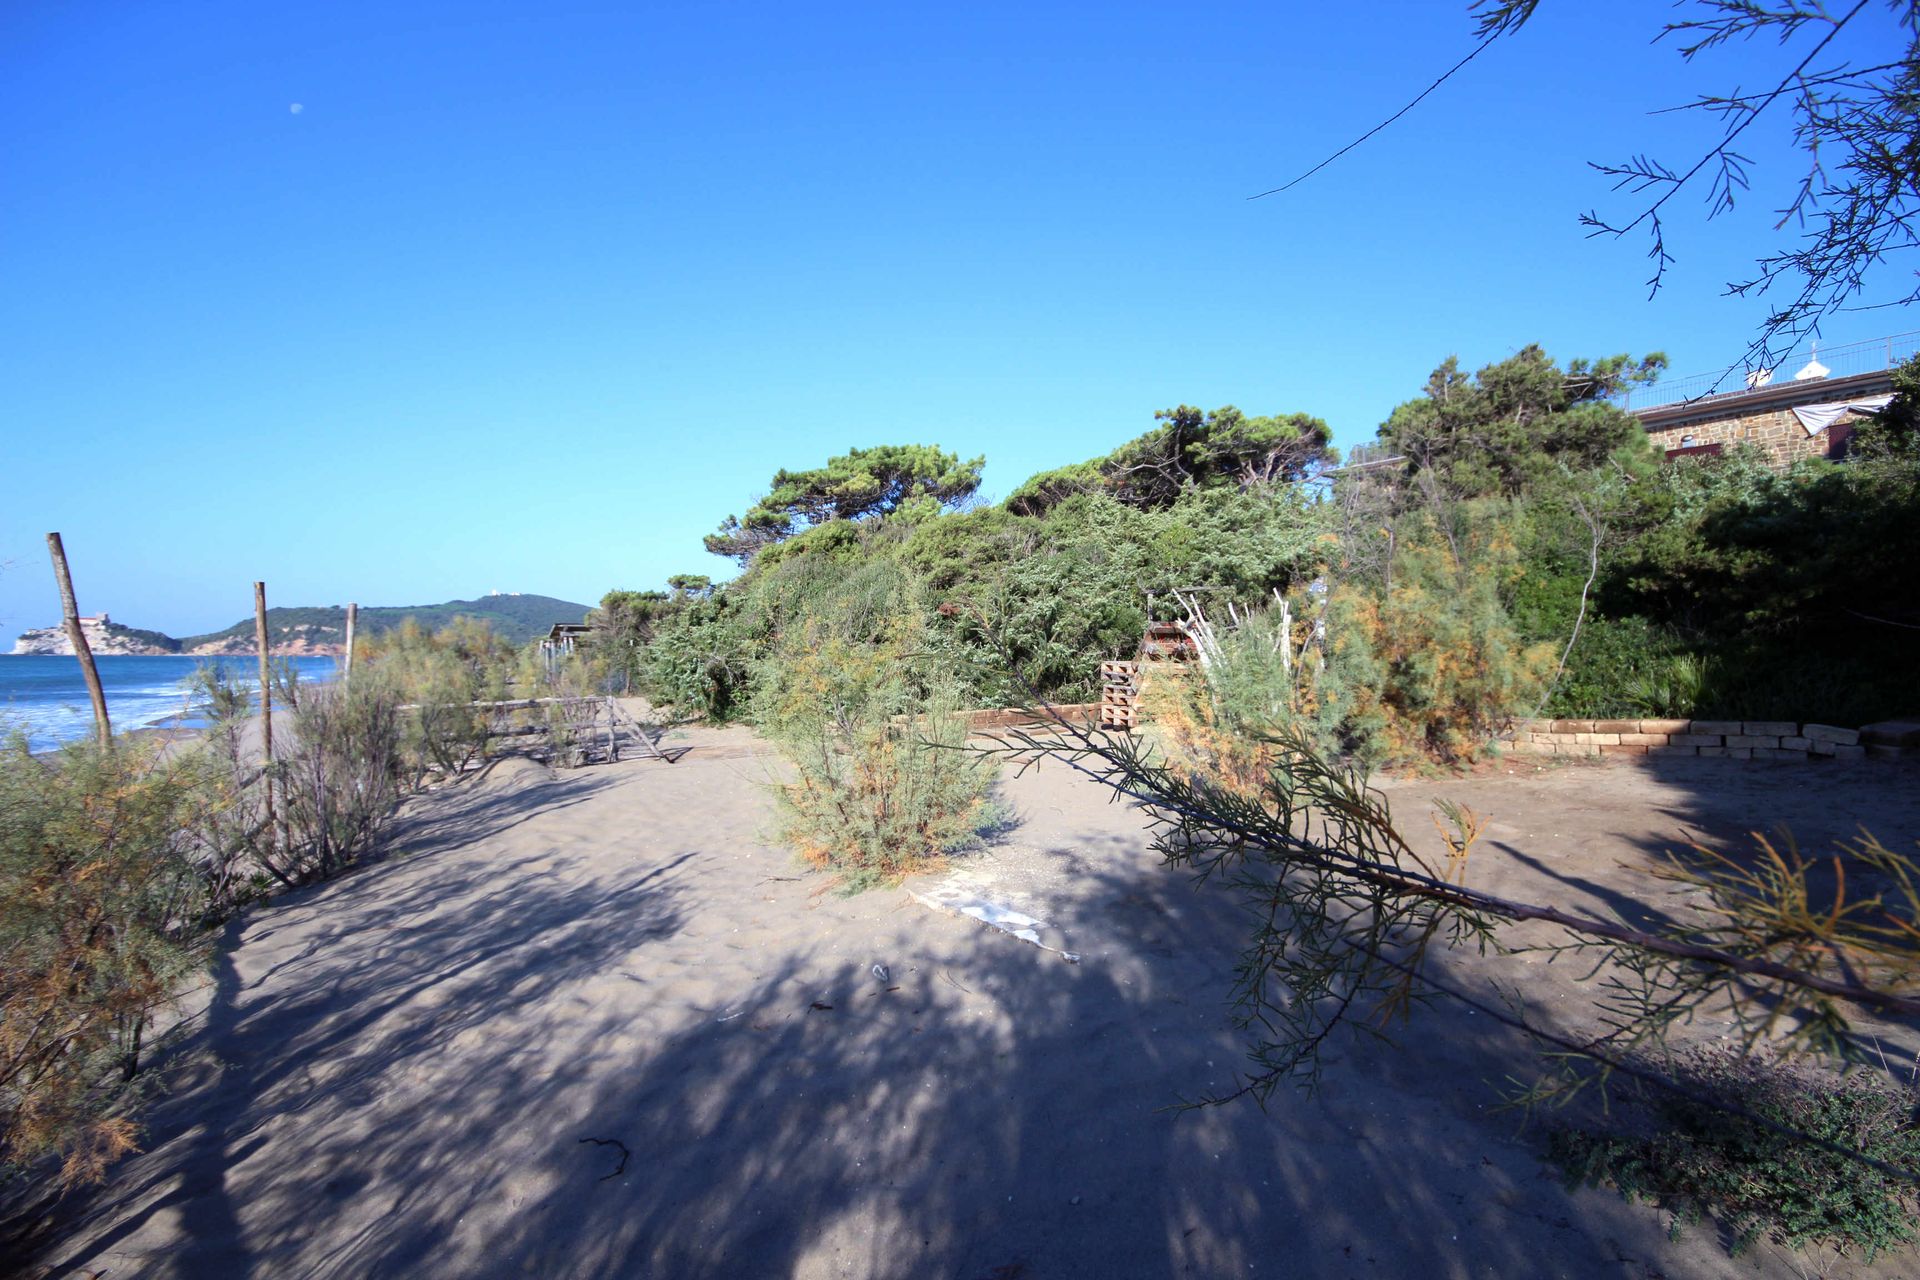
[911,874,1080,963]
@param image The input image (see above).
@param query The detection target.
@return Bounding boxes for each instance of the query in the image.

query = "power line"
[1248,37,1501,201]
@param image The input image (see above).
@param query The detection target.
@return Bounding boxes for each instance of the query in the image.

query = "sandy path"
[10,741,1918,1279]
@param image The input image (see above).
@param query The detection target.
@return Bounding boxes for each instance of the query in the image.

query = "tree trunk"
[255,582,277,855]
[344,602,358,684]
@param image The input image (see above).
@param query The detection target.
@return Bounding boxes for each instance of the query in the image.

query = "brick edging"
[1507,718,1894,762]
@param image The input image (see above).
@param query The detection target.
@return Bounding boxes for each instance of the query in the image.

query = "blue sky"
[1,0,1908,635]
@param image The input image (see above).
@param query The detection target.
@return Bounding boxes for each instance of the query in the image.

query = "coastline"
[2,654,339,754]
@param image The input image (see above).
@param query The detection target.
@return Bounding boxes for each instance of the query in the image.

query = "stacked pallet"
[1101,660,1140,730]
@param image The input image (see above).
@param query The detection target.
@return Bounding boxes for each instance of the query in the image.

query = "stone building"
[1627,339,1908,467]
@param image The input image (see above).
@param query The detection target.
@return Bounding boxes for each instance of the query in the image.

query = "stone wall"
[1506,718,1902,761]
[1642,407,1836,468]
[1632,367,1892,469]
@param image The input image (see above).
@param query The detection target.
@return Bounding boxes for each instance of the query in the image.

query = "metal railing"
[1614,331,1918,413]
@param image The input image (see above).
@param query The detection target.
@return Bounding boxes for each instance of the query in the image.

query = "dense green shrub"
[0,736,207,1184]
[1537,615,1685,719]
[636,345,1916,753]
[754,565,996,891]
[1004,404,1332,516]
[1683,628,1920,726]
[643,476,1329,717]
[273,678,405,882]
[1319,508,1553,765]
[1621,650,1706,719]
[359,617,516,777]
[1552,1050,1920,1258]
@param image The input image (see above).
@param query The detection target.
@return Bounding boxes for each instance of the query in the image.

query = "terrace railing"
[1613,331,1919,413]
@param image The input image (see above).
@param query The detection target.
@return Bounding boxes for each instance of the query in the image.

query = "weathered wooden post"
[343,602,358,684]
[46,532,112,748]
[1279,593,1293,683]
[254,582,277,847]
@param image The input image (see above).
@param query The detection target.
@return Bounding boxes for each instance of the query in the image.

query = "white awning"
[1791,393,1894,436]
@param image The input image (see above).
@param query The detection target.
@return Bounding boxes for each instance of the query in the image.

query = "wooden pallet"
[1100,661,1139,728]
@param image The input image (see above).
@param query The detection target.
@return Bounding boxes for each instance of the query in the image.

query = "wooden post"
[1279,594,1293,684]
[255,582,276,847]
[605,696,618,763]
[343,603,358,684]
[46,532,112,748]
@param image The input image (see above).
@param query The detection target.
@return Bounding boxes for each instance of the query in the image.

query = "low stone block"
[1618,733,1667,746]
[1867,744,1907,761]
[1831,743,1867,760]
[1575,733,1620,746]
[1508,739,1554,755]
[1669,733,1724,748]
[1638,719,1692,735]
[1757,747,1806,760]
[1561,744,1601,757]
[1780,736,1811,750]
[1601,743,1649,757]
[1551,719,1595,734]
[1593,720,1640,734]
[1743,721,1798,737]
[1697,746,1729,757]
[1690,720,1742,736]
[1862,720,1920,748]
[1803,724,1860,746]
[1725,734,1781,750]
[1652,745,1697,756]
[1809,740,1836,757]
[1724,747,1753,760]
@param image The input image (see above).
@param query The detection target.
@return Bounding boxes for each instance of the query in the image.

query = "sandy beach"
[7,726,1919,1280]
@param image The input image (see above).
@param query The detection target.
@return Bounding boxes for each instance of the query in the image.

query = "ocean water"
[0,654,339,752]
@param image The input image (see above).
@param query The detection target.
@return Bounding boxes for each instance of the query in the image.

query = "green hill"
[178,593,594,651]
[103,621,183,654]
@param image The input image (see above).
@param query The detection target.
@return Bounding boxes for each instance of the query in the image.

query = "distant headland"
[9,593,595,657]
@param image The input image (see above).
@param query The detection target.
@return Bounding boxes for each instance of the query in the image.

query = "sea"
[0,654,339,752]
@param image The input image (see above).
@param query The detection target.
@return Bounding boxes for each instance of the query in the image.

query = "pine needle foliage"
[979,718,1920,1179]
[1552,1049,1920,1259]
[272,678,404,882]
[1320,511,1556,765]
[0,735,206,1185]
[756,564,996,892]
[358,616,516,781]
[769,666,993,893]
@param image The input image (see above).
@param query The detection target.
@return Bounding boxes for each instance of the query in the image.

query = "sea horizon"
[0,653,339,752]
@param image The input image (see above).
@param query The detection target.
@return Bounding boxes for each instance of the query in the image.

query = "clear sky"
[1,0,1908,636]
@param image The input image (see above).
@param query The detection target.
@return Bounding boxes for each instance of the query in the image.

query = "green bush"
[359,617,516,777]
[1540,616,1685,719]
[0,736,207,1184]
[1621,650,1706,719]
[1686,628,1920,726]
[768,671,995,892]
[1551,1050,1920,1258]
[1319,509,1553,765]
[273,677,404,882]
[754,566,996,892]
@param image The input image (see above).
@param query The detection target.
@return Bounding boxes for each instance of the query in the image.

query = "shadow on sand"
[17,748,1914,1277]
